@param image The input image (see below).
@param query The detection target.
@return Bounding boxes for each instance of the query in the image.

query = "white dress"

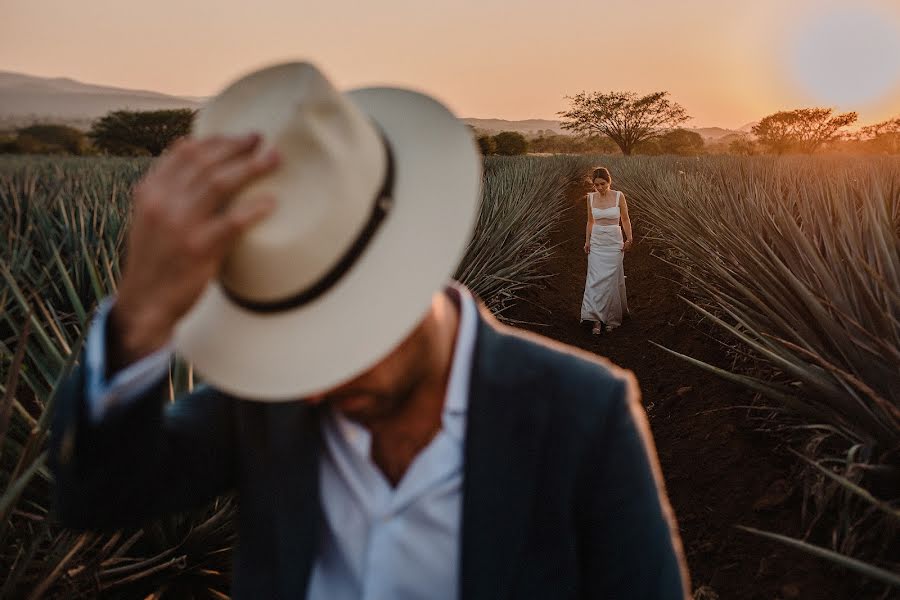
[581,191,628,329]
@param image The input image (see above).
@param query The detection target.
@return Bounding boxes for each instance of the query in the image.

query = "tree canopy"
[636,128,704,156]
[16,125,90,155]
[89,109,196,156]
[491,131,528,156]
[860,116,900,154]
[751,108,857,154]
[476,134,497,155]
[558,91,690,155]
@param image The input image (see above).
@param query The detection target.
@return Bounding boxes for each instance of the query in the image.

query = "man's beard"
[322,360,427,426]
[319,307,437,426]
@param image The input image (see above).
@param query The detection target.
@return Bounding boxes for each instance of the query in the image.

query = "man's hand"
[111,134,280,367]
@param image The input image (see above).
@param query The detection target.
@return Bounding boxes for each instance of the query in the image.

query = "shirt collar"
[441,283,476,442]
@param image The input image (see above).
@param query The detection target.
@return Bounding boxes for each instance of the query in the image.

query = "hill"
[0,72,750,140]
[0,71,200,130]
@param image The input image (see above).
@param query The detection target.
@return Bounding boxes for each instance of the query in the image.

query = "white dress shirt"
[84,285,478,600]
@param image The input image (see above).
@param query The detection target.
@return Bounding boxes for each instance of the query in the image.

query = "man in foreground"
[50,62,689,599]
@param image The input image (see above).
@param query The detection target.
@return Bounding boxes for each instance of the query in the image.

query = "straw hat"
[172,62,481,400]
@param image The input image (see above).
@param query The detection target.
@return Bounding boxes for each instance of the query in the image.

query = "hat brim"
[172,87,482,401]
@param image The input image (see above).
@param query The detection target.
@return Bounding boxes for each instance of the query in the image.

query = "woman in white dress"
[581,167,633,335]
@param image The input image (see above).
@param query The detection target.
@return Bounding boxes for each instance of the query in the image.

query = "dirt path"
[504,187,857,600]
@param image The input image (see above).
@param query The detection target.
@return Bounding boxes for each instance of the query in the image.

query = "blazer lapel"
[460,310,551,600]
[266,402,323,597]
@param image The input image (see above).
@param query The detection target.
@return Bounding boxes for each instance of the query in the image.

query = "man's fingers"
[203,194,278,251]
[147,134,259,191]
[193,149,280,215]
[187,134,264,184]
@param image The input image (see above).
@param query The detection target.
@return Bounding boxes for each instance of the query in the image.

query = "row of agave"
[603,154,899,588]
[4,151,897,594]
[0,154,585,598]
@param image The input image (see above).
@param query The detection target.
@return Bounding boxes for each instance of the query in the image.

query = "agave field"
[1,153,898,597]
[0,154,585,597]
[607,155,900,588]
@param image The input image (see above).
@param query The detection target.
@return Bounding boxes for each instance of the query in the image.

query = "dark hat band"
[221,133,395,313]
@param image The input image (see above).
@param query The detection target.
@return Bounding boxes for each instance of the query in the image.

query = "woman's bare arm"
[621,193,634,250]
[585,195,593,253]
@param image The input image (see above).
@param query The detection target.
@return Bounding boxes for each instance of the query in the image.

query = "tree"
[752,108,857,154]
[660,129,704,155]
[860,117,900,154]
[492,131,528,155]
[477,135,497,155]
[636,128,704,155]
[727,136,758,156]
[89,109,196,156]
[15,124,90,155]
[558,91,690,155]
[0,134,16,154]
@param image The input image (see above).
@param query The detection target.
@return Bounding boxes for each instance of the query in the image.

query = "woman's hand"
[622,239,633,252]
[583,241,591,254]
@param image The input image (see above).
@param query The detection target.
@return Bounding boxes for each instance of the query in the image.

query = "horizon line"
[0,67,872,132]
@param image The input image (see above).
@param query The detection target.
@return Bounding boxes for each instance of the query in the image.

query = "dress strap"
[587,192,593,208]
[615,191,620,207]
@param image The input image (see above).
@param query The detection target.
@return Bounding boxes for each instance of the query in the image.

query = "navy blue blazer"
[50,304,689,599]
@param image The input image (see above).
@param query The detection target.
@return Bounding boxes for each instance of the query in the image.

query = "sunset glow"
[786,5,900,109]
[3,0,900,127]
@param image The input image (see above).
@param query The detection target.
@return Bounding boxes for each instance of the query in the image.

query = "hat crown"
[193,62,388,304]
[173,60,482,401]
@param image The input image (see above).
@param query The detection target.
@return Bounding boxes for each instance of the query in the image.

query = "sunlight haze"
[3,0,900,127]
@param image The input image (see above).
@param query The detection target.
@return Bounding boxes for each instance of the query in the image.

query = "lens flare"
[787,6,900,108]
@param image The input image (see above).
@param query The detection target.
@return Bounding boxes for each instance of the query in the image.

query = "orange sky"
[3,0,900,128]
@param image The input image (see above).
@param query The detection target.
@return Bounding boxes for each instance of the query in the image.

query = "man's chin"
[327,393,391,423]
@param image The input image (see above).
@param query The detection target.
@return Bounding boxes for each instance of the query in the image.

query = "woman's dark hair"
[592,167,611,183]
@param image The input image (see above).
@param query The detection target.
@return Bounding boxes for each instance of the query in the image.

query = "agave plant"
[0,153,581,597]
[608,155,900,585]
[456,155,592,317]
[0,157,235,598]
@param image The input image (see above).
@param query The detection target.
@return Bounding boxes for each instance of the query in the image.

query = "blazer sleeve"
[576,376,691,599]
[49,360,237,532]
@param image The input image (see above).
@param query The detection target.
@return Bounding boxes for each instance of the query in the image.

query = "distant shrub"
[0,124,92,155]
[636,129,704,156]
[17,124,90,155]
[90,108,195,156]
[728,137,758,156]
[477,135,497,155]
[492,131,528,156]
